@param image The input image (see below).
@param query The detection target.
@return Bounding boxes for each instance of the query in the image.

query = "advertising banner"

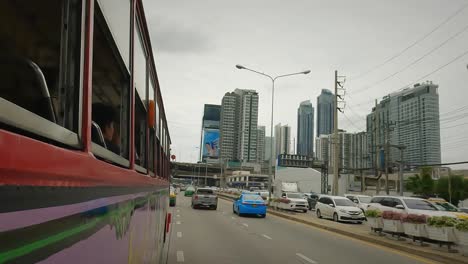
[203,129,220,158]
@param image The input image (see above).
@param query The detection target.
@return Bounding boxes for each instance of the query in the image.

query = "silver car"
[191,188,218,210]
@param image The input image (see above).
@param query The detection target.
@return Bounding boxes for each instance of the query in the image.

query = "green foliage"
[405,167,434,197]
[435,175,466,204]
[365,209,382,218]
[427,216,458,227]
[456,219,468,232]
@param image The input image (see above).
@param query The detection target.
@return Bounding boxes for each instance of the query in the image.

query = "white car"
[316,195,365,223]
[367,196,455,217]
[344,194,372,212]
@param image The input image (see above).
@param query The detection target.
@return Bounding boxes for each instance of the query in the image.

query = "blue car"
[233,193,267,218]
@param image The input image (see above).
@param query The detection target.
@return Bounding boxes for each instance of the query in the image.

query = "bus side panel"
[0,191,168,264]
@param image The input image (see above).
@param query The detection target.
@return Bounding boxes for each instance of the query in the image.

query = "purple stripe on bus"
[0,192,151,232]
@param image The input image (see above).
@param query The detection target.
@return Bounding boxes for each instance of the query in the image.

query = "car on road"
[184,186,195,197]
[368,196,455,217]
[344,194,372,212]
[169,187,176,207]
[316,195,365,223]
[233,193,267,217]
[192,188,218,209]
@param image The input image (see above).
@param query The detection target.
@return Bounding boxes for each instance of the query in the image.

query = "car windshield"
[358,197,372,203]
[334,199,355,207]
[243,195,263,201]
[186,187,195,191]
[436,202,458,212]
[197,189,213,194]
[404,199,437,210]
[287,193,304,199]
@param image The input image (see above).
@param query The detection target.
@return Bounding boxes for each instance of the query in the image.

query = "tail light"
[194,195,198,200]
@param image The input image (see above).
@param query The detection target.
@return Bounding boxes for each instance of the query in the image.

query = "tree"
[405,167,434,197]
[435,175,466,204]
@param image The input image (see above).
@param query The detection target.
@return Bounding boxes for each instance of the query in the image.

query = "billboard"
[202,129,220,158]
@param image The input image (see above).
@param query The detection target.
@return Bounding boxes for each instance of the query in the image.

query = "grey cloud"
[148,18,213,54]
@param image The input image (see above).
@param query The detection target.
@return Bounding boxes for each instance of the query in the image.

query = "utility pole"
[332,70,346,195]
[399,147,404,196]
[384,124,389,195]
[374,100,380,194]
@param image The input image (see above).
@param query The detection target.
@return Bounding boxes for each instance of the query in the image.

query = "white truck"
[271,181,309,213]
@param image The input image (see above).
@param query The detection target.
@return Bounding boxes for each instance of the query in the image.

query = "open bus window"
[134,19,148,171]
[91,2,130,162]
[0,0,82,145]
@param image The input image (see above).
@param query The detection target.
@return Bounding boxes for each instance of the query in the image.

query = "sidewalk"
[218,192,467,264]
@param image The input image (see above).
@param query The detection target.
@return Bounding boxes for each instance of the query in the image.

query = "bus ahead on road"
[0,0,172,263]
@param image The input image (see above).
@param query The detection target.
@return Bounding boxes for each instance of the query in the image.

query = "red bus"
[0,0,172,263]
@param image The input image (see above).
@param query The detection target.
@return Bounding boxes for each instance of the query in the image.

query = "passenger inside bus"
[92,103,120,155]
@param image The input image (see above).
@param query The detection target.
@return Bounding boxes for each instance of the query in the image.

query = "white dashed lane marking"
[176,214,180,217]
[176,251,185,262]
[177,232,182,238]
[176,221,181,225]
[296,253,317,264]
[262,234,272,240]
[242,223,248,227]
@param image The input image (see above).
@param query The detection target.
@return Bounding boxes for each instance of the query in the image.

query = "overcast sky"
[142,0,468,168]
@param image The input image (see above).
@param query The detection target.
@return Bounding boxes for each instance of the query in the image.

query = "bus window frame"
[91,1,132,165]
[0,0,85,149]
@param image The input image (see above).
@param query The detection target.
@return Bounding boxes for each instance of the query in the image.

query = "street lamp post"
[235,65,310,202]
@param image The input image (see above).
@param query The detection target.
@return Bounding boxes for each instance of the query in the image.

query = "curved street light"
[235,64,311,202]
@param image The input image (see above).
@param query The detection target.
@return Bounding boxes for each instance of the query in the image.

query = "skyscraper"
[256,126,266,163]
[297,100,314,157]
[235,89,259,162]
[316,89,334,137]
[366,82,441,166]
[219,89,259,162]
[264,136,275,165]
[275,123,291,158]
[200,104,221,161]
[220,92,238,161]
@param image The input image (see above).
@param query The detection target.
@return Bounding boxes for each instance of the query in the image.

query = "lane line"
[176,209,180,213]
[176,251,184,262]
[176,214,180,217]
[176,221,181,225]
[296,253,317,264]
[177,232,182,238]
[262,234,272,240]
[242,223,248,227]
[231,216,235,219]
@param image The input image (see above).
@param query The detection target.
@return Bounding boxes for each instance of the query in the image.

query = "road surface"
[166,193,438,264]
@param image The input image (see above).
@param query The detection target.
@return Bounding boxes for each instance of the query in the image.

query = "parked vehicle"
[184,186,195,197]
[180,185,187,191]
[233,193,267,217]
[344,194,372,212]
[316,195,365,223]
[368,196,454,217]
[271,182,308,212]
[192,188,218,209]
[170,187,176,207]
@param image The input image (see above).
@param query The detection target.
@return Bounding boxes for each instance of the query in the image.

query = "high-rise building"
[297,100,314,157]
[200,104,221,161]
[315,135,330,164]
[220,89,259,162]
[317,89,335,137]
[220,92,238,161]
[264,136,275,165]
[366,82,441,167]
[275,123,291,158]
[235,89,259,162]
[256,126,266,163]
[350,132,369,170]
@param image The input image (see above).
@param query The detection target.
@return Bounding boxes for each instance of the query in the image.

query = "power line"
[342,112,362,131]
[352,22,468,95]
[350,3,468,81]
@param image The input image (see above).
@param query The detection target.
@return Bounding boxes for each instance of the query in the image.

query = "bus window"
[91,2,130,164]
[0,0,82,146]
[148,79,156,175]
[134,18,148,171]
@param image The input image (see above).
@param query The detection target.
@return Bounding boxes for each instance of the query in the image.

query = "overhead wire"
[350,3,468,81]
[352,22,468,95]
